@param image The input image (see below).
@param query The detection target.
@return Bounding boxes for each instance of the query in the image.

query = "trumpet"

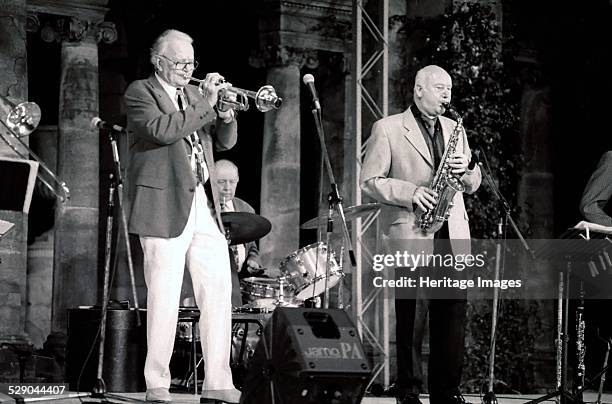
[0,95,70,201]
[189,77,282,112]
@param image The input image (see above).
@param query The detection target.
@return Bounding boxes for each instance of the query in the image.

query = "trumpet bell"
[6,102,41,137]
[254,85,283,112]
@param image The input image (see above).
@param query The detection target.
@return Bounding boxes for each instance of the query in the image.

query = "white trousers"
[140,185,234,391]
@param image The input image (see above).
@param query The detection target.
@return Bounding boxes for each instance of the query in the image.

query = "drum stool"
[176,307,201,395]
[176,309,271,394]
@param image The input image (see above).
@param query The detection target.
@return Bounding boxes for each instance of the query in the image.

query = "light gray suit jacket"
[360,107,481,255]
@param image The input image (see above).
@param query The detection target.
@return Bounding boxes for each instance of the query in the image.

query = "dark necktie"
[176,88,206,184]
[422,116,444,167]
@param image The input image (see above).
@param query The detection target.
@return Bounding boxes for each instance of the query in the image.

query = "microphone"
[468,149,480,170]
[302,74,321,110]
[91,117,126,133]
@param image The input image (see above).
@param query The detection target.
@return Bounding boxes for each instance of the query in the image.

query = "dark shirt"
[411,104,444,168]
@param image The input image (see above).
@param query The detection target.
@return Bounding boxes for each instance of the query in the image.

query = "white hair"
[414,65,449,93]
[215,159,239,178]
[149,29,193,65]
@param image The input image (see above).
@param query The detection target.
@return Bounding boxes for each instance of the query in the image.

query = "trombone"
[0,95,70,201]
[189,78,283,112]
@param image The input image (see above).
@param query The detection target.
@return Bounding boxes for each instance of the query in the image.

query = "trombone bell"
[7,102,41,137]
[0,95,70,201]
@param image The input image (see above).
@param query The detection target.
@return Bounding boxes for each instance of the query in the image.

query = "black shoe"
[396,392,423,404]
[430,392,472,404]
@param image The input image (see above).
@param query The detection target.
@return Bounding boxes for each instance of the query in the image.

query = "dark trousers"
[395,296,467,396]
[395,225,468,397]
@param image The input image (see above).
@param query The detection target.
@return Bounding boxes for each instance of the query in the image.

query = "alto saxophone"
[417,103,466,233]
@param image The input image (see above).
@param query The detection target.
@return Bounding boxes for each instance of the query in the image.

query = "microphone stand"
[476,149,533,404]
[108,128,141,326]
[310,106,356,309]
[91,128,141,399]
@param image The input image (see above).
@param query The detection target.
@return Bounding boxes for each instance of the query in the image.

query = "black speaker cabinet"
[240,308,372,404]
[66,308,146,392]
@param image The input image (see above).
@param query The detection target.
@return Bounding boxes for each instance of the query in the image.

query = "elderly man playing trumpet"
[125,29,240,404]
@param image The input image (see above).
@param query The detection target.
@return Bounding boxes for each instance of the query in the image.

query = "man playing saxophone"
[360,65,481,404]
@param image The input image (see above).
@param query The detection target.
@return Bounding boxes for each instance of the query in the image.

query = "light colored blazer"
[360,107,481,255]
[125,75,237,237]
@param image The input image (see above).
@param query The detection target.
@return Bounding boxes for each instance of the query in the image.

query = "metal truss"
[351,0,390,390]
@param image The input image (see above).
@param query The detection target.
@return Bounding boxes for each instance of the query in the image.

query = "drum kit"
[224,203,380,313]
[172,203,381,390]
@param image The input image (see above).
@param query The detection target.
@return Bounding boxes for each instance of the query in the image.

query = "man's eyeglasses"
[158,55,199,71]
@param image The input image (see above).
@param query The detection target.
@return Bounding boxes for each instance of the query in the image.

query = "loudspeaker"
[240,308,372,404]
[66,308,146,392]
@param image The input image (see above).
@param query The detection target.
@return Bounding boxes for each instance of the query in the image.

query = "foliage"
[463,299,542,394]
[391,1,523,239]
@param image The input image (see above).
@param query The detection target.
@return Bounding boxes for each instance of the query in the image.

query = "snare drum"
[240,277,295,308]
[279,242,342,300]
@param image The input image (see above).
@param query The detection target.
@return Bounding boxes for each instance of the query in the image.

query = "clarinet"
[576,281,586,394]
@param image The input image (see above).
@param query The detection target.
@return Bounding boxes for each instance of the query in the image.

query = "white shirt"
[154,73,209,183]
[221,198,247,269]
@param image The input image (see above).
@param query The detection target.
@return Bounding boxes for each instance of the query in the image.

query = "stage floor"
[1,391,611,403]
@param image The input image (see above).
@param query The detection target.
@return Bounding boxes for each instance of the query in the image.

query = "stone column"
[0,0,28,158]
[26,125,57,348]
[259,52,303,266]
[0,0,29,344]
[257,0,351,265]
[48,17,115,334]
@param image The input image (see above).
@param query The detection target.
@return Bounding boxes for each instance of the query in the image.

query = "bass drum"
[279,242,342,300]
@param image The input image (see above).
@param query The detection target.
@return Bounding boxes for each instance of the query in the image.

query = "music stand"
[0,157,39,214]
[0,219,14,239]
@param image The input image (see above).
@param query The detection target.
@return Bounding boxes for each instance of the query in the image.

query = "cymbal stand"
[278,276,287,306]
[310,106,356,309]
[323,192,336,309]
[337,246,345,309]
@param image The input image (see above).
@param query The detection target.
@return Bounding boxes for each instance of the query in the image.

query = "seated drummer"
[215,159,265,305]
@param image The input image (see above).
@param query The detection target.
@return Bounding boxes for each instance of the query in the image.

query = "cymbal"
[222,212,272,245]
[300,203,381,230]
